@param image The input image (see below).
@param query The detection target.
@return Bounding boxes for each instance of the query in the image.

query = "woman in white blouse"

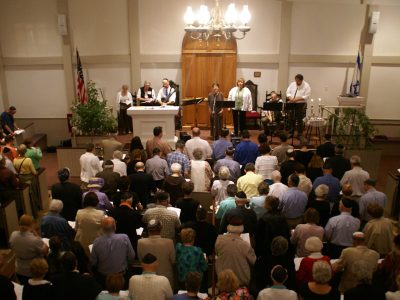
[116,84,133,134]
[228,78,252,136]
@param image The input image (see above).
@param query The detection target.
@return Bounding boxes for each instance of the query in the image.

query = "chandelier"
[184,0,251,40]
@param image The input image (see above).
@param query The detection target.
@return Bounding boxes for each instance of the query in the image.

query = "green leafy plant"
[71,81,117,135]
[328,108,376,149]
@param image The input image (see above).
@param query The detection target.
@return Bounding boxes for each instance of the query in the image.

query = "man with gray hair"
[268,170,288,200]
[340,155,370,197]
[41,199,75,250]
[111,150,127,176]
[332,231,379,293]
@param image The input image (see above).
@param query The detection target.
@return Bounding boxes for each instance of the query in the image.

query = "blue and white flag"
[350,50,362,96]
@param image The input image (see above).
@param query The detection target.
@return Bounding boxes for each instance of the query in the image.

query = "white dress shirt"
[184,137,212,160]
[111,158,127,176]
[116,91,133,107]
[227,86,253,111]
[286,81,311,102]
[156,86,176,104]
[79,152,103,183]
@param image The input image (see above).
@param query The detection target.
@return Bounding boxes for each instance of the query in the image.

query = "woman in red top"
[296,236,331,286]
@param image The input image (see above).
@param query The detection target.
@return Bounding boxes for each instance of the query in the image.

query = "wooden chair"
[244,80,260,128]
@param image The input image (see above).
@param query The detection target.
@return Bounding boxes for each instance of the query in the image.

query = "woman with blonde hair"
[22,258,55,300]
[307,153,324,183]
[228,78,252,136]
[216,269,251,300]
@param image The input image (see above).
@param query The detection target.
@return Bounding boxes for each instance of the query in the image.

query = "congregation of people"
[1,120,400,300]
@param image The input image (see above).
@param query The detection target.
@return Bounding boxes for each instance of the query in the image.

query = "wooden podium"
[127,106,179,149]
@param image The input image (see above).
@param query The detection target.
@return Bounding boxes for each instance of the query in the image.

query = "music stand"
[284,102,306,145]
[216,101,235,130]
[263,102,283,142]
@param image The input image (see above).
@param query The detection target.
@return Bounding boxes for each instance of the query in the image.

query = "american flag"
[76,49,87,104]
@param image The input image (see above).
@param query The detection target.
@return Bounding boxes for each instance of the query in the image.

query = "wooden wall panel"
[181,34,237,128]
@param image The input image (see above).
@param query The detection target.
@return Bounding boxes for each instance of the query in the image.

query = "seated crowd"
[1,127,398,300]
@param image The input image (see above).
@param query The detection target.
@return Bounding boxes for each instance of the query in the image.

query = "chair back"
[245,80,258,110]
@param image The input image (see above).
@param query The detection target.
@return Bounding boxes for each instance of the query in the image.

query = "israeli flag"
[350,50,362,96]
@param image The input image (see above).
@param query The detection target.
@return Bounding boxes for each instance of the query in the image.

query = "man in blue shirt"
[234,130,259,167]
[279,174,308,229]
[211,128,233,160]
[359,179,387,222]
[313,161,341,202]
[214,147,241,182]
[1,106,19,135]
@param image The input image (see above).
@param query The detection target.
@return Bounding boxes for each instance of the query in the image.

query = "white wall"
[68,0,130,55]
[0,0,62,57]
[5,69,68,118]
[0,0,400,146]
[291,2,365,55]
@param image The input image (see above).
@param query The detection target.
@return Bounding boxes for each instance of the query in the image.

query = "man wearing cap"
[129,253,173,300]
[332,231,379,293]
[271,133,294,166]
[213,147,241,182]
[129,162,156,208]
[109,192,142,252]
[325,198,361,258]
[51,168,83,221]
[137,219,175,287]
[96,160,120,200]
[83,177,113,211]
[142,192,181,241]
[326,144,351,180]
[312,161,341,202]
[280,174,308,229]
[359,179,387,223]
[91,217,135,288]
[215,216,256,286]
[41,199,75,250]
[257,265,297,300]
[219,191,257,237]
[237,163,264,199]
[80,143,102,187]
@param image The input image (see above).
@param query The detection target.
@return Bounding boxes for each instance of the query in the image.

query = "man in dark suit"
[109,192,142,252]
[95,160,120,200]
[327,144,351,180]
[51,168,83,221]
[316,133,335,159]
[128,161,157,207]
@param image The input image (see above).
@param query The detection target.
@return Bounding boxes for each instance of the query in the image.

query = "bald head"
[101,217,116,233]
[192,127,200,137]
[135,161,145,171]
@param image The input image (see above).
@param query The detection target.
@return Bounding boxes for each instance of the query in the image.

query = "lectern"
[128,106,179,149]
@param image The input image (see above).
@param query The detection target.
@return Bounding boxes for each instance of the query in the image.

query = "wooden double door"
[181,35,237,129]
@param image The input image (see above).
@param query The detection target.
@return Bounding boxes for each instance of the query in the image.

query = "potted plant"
[328,108,381,179]
[71,81,117,146]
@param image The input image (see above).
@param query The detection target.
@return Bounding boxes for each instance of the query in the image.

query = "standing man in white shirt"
[156,78,176,106]
[80,143,102,188]
[184,127,212,160]
[286,74,311,138]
